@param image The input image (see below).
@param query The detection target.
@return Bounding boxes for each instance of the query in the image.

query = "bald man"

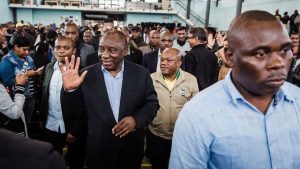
[146,48,198,169]
[169,10,300,169]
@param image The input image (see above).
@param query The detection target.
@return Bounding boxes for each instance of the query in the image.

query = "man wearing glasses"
[172,26,191,57]
[185,27,219,91]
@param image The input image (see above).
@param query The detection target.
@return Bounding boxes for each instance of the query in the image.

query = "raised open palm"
[59,55,88,91]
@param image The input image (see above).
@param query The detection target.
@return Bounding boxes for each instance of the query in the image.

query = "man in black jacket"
[185,27,219,91]
[0,128,65,169]
[60,30,159,169]
[40,36,85,169]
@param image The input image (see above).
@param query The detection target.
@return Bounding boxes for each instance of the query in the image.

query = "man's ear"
[123,46,128,56]
[225,48,234,68]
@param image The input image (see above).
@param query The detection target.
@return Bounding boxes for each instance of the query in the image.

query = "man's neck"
[231,75,275,114]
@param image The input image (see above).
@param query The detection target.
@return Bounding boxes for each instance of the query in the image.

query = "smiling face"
[227,20,293,97]
[160,48,182,79]
[99,31,127,71]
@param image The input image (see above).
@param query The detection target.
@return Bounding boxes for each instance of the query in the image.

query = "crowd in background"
[0,9,300,168]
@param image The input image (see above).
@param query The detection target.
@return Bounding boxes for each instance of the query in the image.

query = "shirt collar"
[54,61,60,70]
[224,71,293,105]
[101,60,125,76]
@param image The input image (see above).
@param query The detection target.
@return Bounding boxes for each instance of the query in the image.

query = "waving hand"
[59,55,88,91]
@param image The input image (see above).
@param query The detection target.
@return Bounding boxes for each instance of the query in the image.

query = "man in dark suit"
[86,29,144,66]
[40,36,85,169]
[143,31,174,73]
[185,27,219,91]
[0,128,66,169]
[60,30,159,169]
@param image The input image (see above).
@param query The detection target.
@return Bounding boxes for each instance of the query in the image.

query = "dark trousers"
[65,136,86,169]
[43,128,66,154]
[43,128,86,169]
[87,133,144,169]
[146,130,172,169]
[23,97,36,125]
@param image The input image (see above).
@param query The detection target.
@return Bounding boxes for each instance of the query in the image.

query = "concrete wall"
[193,0,300,31]
[16,9,82,26]
[126,13,186,26]
[0,1,13,23]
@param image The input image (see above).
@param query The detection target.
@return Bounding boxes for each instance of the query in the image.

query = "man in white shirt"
[172,26,191,57]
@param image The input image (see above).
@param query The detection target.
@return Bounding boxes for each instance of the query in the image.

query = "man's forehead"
[161,35,172,39]
[56,40,72,46]
[230,21,287,42]
[65,26,77,31]
[100,36,122,46]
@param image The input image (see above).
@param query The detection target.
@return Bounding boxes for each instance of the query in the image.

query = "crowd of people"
[0,9,300,169]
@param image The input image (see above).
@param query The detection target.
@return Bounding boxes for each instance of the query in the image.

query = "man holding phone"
[0,36,44,134]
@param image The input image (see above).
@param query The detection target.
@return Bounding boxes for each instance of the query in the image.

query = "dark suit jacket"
[40,61,86,139]
[86,52,100,67]
[61,60,159,169]
[0,129,66,169]
[142,50,159,74]
[125,46,143,65]
[184,44,219,91]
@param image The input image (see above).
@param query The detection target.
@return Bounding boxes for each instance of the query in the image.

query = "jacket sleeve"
[132,71,159,129]
[184,53,195,74]
[0,84,25,119]
[0,59,16,87]
[61,88,86,138]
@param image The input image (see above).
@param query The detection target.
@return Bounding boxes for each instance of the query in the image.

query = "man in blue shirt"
[169,10,300,169]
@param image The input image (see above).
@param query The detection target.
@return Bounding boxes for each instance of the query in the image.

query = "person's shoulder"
[282,82,300,100]
[0,129,63,161]
[181,70,197,80]
[144,50,158,57]
[150,71,160,79]
[125,60,148,73]
[0,53,15,65]
[80,62,100,75]
[132,47,143,55]
[82,43,95,51]
[180,81,230,119]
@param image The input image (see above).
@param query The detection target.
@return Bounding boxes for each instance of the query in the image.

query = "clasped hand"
[112,116,136,138]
